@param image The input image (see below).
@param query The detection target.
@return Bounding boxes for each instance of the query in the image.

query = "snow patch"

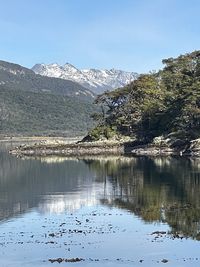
[32,63,138,94]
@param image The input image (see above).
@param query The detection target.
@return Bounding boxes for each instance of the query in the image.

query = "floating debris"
[49,257,84,263]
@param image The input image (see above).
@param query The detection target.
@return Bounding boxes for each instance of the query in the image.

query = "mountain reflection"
[1,143,200,240]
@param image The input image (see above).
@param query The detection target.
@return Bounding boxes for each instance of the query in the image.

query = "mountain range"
[32,63,138,94]
[0,60,95,100]
[0,59,138,136]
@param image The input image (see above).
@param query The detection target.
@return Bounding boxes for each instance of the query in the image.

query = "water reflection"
[85,156,200,240]
[1,142,200,240]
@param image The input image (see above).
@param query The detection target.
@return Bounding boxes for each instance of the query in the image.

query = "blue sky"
[0,0,200,73]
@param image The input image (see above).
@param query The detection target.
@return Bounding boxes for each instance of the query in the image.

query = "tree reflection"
[84,156,200,240]
[1,146,200,241]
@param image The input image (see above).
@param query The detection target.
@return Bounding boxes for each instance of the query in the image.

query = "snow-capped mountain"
[32,63,138,94]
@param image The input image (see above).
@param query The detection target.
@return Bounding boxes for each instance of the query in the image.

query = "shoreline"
[9,140,125,157]
[0,136,83,143]
[8,137,200,157]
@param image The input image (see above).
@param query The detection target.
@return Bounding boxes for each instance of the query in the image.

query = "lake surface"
[0,142,200,266]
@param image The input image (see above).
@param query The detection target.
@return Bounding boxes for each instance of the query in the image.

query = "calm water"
[0,142,200,266]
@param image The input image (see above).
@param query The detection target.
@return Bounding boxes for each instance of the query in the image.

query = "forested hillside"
[0,88,96,136]
[88,50,200,142]
[0,60,96,136]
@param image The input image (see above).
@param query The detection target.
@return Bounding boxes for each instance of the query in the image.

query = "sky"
[0,0,200,73]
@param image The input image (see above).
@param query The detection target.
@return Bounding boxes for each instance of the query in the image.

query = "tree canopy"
[89,50,200,142]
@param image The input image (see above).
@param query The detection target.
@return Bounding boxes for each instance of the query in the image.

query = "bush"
[87,125,117,141]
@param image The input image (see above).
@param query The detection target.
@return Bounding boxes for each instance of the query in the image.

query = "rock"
[49,257,84,263]
[161,259,168,263]
[170,139,188,148]
[153,136,170,146]
[151,231,167,235]
[65,258,84,262]
[49,233,55,237]
[49,258,63,263]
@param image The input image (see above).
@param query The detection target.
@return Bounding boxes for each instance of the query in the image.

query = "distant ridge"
[0,60,95,100]
[32,63,138,94]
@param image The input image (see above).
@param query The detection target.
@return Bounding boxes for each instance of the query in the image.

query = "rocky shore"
[9,140,124,157]
[8,136,200,157]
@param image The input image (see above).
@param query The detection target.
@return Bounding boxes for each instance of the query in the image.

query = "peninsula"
[9,50,200,158]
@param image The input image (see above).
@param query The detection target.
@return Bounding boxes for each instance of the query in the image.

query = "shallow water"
[0,142,200,266]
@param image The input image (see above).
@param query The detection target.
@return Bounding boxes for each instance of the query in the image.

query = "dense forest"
[89,50,200,143]
[0,88,96,136]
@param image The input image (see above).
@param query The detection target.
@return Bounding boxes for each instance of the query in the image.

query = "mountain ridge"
[0,60,95,100]
[32,63,138,94]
